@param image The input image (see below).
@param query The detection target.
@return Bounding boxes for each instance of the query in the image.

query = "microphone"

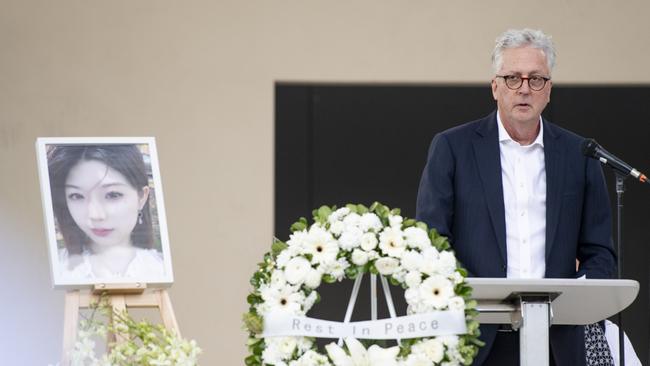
[582,138,649,185]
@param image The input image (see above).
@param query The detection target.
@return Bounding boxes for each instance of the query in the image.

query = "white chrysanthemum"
[438,251,457,276]
[374,257,399,275]
[401,250,425,272]
[412,338,444,363]
[339,226,363,250]
[262,337,297,365]
[367,250,380,260]
[351,248,369,266]
[419,247,440,276]
[437,335,460,350]
[360,233,379,251]
[450,271,464,285]
[329,220,345,236]
[305,226,339,265]
[448,296,465,311]
[388,214,403,228]
[343,212,362,228]
[328,207,351,224]
[401,352,432,366]
[359,213,383,232]
[404,227,431,250]
[303,290,319,312]
[405,270,422,288]
[276,245,301,269]
[304,268,323,289]
[296,337,314,354]
[392,269,407,283]
[287,230,309,251]
[289,350,332,366]
[379,227,406,258]
[284,256,312,285]
[271,270,287,287]
[419,275,454,309]
[322,257,350,281]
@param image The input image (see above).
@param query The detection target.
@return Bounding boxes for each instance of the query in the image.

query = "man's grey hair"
[491,28,556,74]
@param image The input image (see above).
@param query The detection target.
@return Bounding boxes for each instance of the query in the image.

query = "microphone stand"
[615,173,626,366]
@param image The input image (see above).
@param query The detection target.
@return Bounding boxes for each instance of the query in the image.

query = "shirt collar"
[496,110,544,147]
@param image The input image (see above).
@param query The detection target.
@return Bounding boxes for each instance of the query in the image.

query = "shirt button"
[521,211,526,217]
[522,239,527,244]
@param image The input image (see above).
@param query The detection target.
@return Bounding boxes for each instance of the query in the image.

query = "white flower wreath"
[243,203,482,366]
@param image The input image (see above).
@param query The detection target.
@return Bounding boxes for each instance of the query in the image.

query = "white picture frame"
[36,137,174,288]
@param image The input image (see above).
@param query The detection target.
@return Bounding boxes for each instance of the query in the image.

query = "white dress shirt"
[497,113,547,279]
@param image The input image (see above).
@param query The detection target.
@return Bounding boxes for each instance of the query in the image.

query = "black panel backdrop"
[275,83,650,361]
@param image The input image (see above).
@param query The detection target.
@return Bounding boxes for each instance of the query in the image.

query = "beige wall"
[1,1,649,364]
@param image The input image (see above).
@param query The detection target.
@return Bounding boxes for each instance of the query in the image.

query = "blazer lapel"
[544,120,564,261]
[472,112,508,265]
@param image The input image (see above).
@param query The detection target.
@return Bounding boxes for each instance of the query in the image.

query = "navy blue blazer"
[416,111,617,365]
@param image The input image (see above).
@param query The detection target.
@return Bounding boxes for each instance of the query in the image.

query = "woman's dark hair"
[47,144,154,255]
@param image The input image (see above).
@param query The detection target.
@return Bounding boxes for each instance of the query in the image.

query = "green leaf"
[290,217,308,233]
[389,208,401,216]
[402,218,416,228]
[356,204,369,214]
[271,240,288,256]
[242,312,264,334]
[346,203,358,213]
[323,274,336,283]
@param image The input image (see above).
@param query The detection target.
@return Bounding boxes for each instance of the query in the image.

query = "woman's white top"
[58,247,165,281]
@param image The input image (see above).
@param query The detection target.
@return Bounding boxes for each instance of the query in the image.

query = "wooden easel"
[61,283,180,366]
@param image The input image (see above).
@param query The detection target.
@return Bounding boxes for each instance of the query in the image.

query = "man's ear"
[491,79,498,101]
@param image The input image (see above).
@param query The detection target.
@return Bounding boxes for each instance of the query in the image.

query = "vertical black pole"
[616,174,625,366]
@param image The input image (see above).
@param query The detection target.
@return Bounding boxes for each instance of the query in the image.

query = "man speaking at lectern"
[415,29,616,365]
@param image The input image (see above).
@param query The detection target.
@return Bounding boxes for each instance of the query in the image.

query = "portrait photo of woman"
[37,138,173,287]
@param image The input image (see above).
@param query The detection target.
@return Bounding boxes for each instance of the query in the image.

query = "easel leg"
[62,291,80,366]
[158,289,181,336]
[109,295,128,346]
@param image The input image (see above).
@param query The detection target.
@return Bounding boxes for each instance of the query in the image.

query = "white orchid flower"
[325,338,399,366]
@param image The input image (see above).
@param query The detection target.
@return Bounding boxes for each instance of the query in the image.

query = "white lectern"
[466,278,639,366]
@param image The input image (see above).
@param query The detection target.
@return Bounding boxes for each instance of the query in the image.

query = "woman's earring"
[138,210,143,225]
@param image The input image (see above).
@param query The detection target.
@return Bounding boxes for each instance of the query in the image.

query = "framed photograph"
[36,137,173,288]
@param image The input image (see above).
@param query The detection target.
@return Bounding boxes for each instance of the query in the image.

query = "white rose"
[284,256,311,285]
[304,268,323,289]
[405,271,422,288]
[379,227,406,258]
[374,257,399,275]
[415,338,444,363]
[438,251,458,275]
[419,247,440,275]
[367,250,380,260]
[271,270,287,286]
[343,212,361,227]
[401,250,424,272]
[339,226,363,250]
[351,249,369,266]
[328,207,351,224]
[392,269,407,283]
[402,353,431,366]
[448,296,465,311]
[329,220,345,236]
[360,233,379,251]
[388,214,403,227]
[404,227,431,250]
[359,213,383,232]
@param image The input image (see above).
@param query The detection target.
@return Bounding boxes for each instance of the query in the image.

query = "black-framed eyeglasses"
[495,75,551,91]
